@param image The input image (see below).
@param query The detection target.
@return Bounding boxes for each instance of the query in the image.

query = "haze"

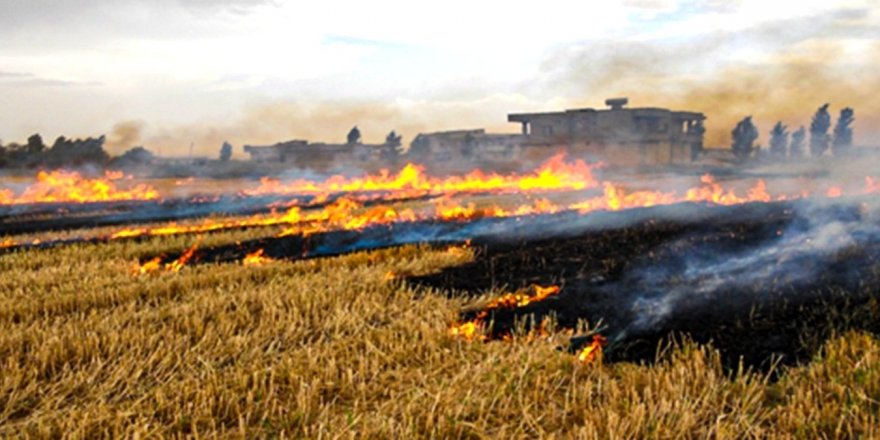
[1,0,878,156]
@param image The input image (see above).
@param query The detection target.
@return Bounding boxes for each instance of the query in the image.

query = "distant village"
[0,98,858,175]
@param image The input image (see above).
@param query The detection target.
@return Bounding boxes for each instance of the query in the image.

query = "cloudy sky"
[1,0,878,156]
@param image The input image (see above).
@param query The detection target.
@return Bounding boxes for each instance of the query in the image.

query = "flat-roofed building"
[507,98,706,166]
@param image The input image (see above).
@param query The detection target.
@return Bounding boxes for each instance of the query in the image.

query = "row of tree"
[0,134,111,168]
[731,104,855,161]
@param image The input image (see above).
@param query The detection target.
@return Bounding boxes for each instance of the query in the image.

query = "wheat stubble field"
[1,226,880,438]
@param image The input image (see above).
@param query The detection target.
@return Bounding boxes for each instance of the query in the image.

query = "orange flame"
[449,285,561,341]
[576,335,607,364]
[242,248,274,266]
[0,170,159,205]
[137,240,200,274]
[242,153,598,198]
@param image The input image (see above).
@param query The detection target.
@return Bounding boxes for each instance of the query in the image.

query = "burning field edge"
[4,158,880,436]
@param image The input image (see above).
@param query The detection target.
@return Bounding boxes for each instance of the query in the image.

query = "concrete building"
[507,98,706,166]
[243,139,398,169]
[406,99,706,168]
[243,140,310,163]
[408,129,526,162]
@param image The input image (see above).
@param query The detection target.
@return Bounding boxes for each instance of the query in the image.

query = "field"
[2,163,880,438]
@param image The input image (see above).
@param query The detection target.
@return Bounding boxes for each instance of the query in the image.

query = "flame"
[136,257,162,275]
[0,170,159,205]
[137,241,200,274]
[576,335,607,364]
[449,285,561,341]
[242,153,598,198]
[11,156,880,264]
[243,248,274,266]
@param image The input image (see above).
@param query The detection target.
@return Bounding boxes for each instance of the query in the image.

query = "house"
[507,98,706,166]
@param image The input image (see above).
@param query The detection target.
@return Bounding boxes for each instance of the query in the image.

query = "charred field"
[2,163,880,437]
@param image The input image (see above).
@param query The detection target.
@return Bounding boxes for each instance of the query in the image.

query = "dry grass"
[1,230,879,438]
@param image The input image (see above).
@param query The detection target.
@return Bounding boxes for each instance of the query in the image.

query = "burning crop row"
[240,154,599,197]
[129,174,880,274]
[0,170,160,205]
[0,154,597,208]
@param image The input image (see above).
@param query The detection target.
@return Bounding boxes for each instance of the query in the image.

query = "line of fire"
[0,95,876,374]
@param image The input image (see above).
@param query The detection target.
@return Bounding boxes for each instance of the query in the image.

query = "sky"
[0,0,878,156]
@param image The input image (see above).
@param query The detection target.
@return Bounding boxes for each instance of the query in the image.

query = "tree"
[113,146,155,167]
[731,116,759,161]
[346,126,362,145]
[810,103,832,157]
[789,126,806,158]
[219,141,233,162]
[26,133,45,154]
[43,135,109,167]
[769,122,788,158]
[385,131,402,149]
[832,107,854,156]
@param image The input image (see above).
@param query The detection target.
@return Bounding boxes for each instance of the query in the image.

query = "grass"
[1,229,880,438]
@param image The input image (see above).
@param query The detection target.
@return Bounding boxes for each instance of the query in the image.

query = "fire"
[243,248,274,266]
[242,153,598,198]
[0,170,159,205]
[137,240,200,274]
[576,335,607,364]
[449,285,561,341]
[136,257,162,275]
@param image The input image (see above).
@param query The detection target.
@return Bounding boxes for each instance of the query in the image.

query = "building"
[243,140,310,163]
[507,98,706,166]
[407,98,706,168]
[409,129,526,162]
[243,139,398,169]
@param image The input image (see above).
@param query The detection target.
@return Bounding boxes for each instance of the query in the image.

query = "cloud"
[0,71,101,87]
[0,71,31,78]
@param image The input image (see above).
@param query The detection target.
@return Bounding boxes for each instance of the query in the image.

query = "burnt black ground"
[130,198,880,373]
[408,201,880,373]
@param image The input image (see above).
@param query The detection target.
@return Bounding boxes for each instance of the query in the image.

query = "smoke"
[139,97,518,157]
[106,120,145,153]
[620,199,880,338]
[540,10,880,148]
